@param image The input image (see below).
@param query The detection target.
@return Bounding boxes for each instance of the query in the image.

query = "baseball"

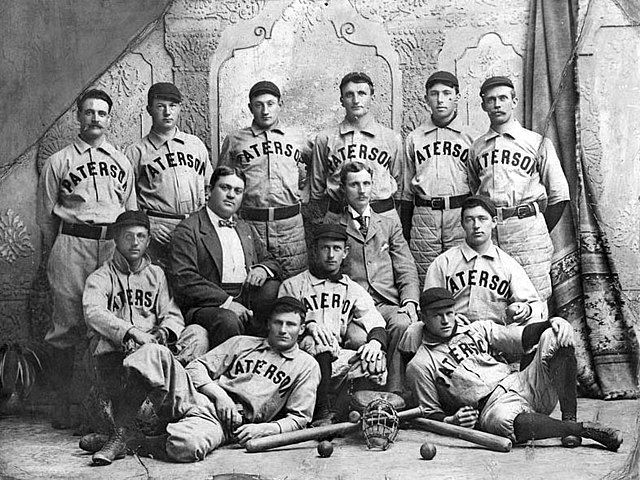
[348,410,362,423]
[420,442,437,460]
[317,440,334,458]
[505,304,521,323]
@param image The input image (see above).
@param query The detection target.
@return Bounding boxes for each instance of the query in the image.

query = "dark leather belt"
[500,200,544,220]
[145,210,190,220]
[414,193,470,210]
[328,197,395,214]
[241,203,301,222]
[60,222,113,240]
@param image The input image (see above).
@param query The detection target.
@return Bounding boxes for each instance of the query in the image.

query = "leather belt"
[499,200,544,220]
[145,210,190,220]
[241,203,301,222]
[327,197,395,214]
[60,222,113,240]
[414,193,470,210]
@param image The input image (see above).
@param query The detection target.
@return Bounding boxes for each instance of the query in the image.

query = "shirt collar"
[420,112,464,134]
[484,119,523,142]
[339,115,378,136]
[112,249,151,274]
[460,241,498,262]
[420,316,470,347]
[250,120,286,136]
[73,137,116,155]
[147,128,186,149]
[348,205,371,220]
[258,337,299,360]
[308,270,349,286]
[206,206,236,228]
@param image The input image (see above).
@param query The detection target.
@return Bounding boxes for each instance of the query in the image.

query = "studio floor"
[0,398,638,480]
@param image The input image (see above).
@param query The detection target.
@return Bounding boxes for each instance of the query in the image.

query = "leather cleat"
[561,414,582,448]
[79,433,108,453]
[92,427,127,466]
[581,421,623,452]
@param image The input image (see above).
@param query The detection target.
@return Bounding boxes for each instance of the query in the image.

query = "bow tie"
[218,219,237,228]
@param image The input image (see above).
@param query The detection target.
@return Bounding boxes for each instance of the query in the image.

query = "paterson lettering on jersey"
[231,357,293,396]
[61,161,128,193]
[108,288,155,311]
[474,149,537,175]
[438,335,491,380]
[326,144,392,172]
[413,141,469,165]
[143,151,208,179]
[237,140,303,164]
[302,292,352,315]
[446,269,511,297]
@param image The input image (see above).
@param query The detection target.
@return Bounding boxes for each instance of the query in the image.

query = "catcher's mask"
[361,398,399,450]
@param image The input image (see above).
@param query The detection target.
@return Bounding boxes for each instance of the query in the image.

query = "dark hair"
[210,165,247,189]
[460,195,497,219]
[339,160,373,186]
[339,72,374,96]
[270,298,306,324]
[77,89,113,113]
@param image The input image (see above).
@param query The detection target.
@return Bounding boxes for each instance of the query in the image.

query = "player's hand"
[399,302,418,323]
[245,267,268,287]
[358,341,386,375]
[234,423,279,446]
[447,406,479,429]
[550,317,574,347]
[127,327,158,346]
[507,302,532,323]
[151,326,169,346]
[151,223,172,245]
[227,301,253,325]
[307,322,334,348]
[213,391,243,432]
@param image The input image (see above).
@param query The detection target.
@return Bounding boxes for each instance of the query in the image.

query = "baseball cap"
[249,81,281,100]
[113,211,150,231]
[480,76,514,97]
[425,71,459,91]
[148,82,182,104]
[461,195,497,218]
[420,288,455,311]
[315,224,348,242]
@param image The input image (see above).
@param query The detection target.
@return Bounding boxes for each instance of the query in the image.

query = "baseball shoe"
[79,433,108,453]
[581,422,623,452]
[561,414,582,448]
[92,427,127,466]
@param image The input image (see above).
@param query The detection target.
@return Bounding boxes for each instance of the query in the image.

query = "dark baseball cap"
[113,211,150,230]
[315,224,348,241]
[425,71,459,90]
[148,82,182,104]
[249,81,281,100]
[480,76,514,97]
[420,288,455,311]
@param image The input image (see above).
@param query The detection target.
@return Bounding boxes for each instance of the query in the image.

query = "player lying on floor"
[89,296,320,465]
[399,287,623,451]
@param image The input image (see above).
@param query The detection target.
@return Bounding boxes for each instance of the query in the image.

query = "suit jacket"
[168,208,281,322]
[336,210,419,307]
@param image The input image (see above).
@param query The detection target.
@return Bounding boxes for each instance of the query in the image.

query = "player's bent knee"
[165,437,207,463]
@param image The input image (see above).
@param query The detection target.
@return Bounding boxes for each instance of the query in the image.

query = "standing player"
[279,224,388,425]
[402,71,475,286]
[90,297,320,465]
[220,81,312,278]
[401,288,623,451]
[468,76,570,303]
[311,72,402,223]
[37,89,136,429]
[126,82,212,267]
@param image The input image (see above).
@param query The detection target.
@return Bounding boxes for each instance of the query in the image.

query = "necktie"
[356,216,368,238]
[219,218,237,228]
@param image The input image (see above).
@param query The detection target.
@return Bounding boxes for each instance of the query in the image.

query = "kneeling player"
[401,288,623,451]
[279,224,388,426]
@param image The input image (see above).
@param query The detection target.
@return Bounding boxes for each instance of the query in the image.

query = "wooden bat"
[412,417,512,452]
[245,406,426,453]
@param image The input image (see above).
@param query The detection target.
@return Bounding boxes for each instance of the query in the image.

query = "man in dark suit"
[330,160,419,395]
[169,166,281,348]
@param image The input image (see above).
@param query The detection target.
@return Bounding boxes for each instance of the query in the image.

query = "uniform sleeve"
[475,321,525,355]
[310,132,329,201]
[121,157,138,211]
[424,254,448,291]
[154,269,185,339]
[83,268,133,346]
[467,140,481,194]
[278,277,299,299]
[124,144,142,189]
[201,138,215,180]
[402,132,417,202]
[348,280,386,333]
[406,352,448,419]
[538,137,570,206]
[272,357,321,432]
[389,131,403,202]
[388,217,420,303]
[36,156,61,248]
[185,337,241,389]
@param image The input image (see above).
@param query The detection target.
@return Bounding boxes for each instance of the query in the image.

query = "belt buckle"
[431,197,445,210]
[516,205,531,219]
[268,208,275,222]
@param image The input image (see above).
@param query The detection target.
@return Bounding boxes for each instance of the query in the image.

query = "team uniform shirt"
[126,129,212,215]
[83,250,185,356]
[424,242,544,324]
[311,116,402,203]
[187,336,320,433]
[402,318,525,419]
[468,121,569,209]
[219,122,312,208]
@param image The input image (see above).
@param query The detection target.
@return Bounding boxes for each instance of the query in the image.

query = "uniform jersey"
[279,270,386,344]
[83,250,185,356]
[219,122,312,208]
[311,117,402,203]
[186,336,320,433]
[424,242,544,324]
[402,319,525,419]
[126,129,212,215]
[468,121,569,208]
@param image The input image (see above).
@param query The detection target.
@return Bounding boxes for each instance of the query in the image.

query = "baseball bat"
[245,406,426,453]
[412,417,512,452]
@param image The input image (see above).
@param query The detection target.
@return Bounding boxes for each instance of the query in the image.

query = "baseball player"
[468,76,570,303]
[401,287,623,452]
[36,88,136,429]
[220,81,312,278]
[402,71,475,286]
[279,224,388,426]
[90,296,320,465]
[310,72,402,223]
[126,82,212,267]
[425,195,545,326]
